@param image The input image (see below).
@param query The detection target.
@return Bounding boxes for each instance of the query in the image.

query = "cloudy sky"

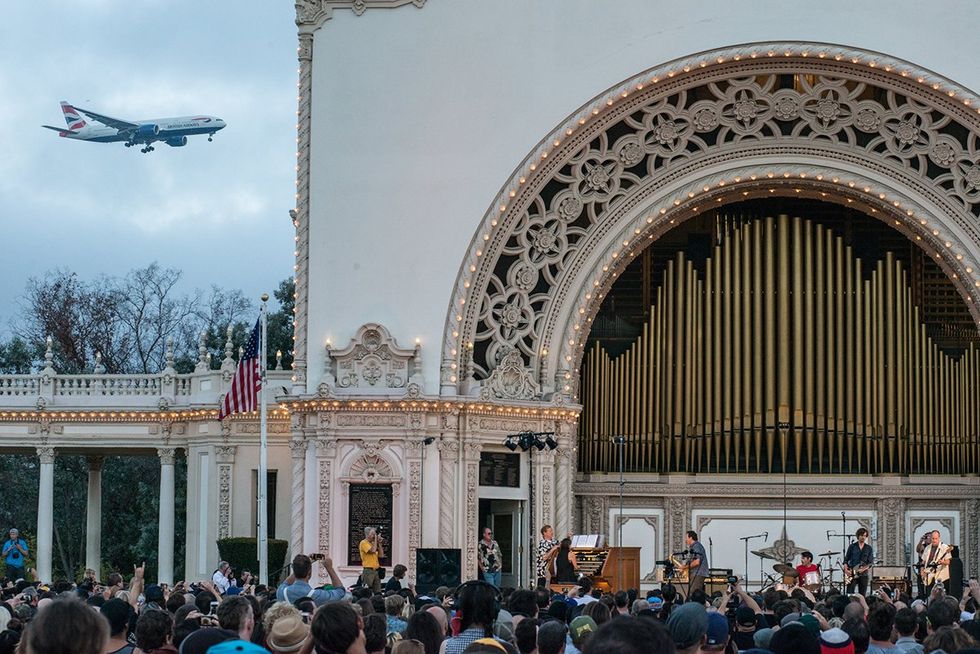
[0,1,296,336]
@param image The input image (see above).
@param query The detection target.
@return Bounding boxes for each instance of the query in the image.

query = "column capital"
[36,446,55,464]
[157,447,177,465]
[215,445,237,464]
[289,439,307,460]
[86,455,105,472]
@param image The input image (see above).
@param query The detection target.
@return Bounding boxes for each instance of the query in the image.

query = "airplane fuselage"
[62,116,226,143]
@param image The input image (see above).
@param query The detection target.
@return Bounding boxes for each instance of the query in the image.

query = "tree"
[0,337,32,373]
[266,278,295,370]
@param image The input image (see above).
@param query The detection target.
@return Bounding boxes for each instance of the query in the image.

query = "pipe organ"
[579,214,980,475]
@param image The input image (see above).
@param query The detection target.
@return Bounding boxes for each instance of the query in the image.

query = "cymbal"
[818,551,837,558]
[773,563,798,577]
[751,549,775,560]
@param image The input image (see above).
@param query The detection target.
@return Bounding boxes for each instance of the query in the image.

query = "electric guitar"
[920,560,948,586]
[842,563,871,585]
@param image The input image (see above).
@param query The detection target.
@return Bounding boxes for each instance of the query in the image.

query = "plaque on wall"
[348,483,393,567]
[479,452,520,488]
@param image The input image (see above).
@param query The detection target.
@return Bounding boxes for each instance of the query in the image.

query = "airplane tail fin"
[60,101,87,131]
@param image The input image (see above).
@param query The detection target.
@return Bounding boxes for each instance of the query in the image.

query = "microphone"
[763,531,768,540]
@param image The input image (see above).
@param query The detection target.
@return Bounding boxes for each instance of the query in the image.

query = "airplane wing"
[42,125,79,134]
[73,107,139,131]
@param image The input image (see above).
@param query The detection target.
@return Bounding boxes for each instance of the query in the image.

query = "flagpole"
[258,293,269,585]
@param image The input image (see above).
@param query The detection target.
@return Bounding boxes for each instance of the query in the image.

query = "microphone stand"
[739,533,767,591]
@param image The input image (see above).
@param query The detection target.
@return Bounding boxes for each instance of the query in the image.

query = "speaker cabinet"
[415,548,462,594]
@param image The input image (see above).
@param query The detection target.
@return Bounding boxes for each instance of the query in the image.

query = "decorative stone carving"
[157,448,177,466]
[442,43,980,389]
[877,497,906,566]
[214,445,237,464]
[479,348,540,400]
[295,0,425,32]
[336,414,407,427]
[320,324,423,395]
[408,460,422,576]
[218,463,232,539]
[290,439,307,556]
[751,527,809,563]
[318,458,332,553]
[463,448,481,578]
[666,497,691,556]
[347,452,395,482]
[36,446,55,465]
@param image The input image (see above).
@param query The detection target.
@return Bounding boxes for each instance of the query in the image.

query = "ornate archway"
[442,42,980,400]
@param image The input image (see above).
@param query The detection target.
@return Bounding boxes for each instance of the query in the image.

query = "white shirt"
[212,569,235,593]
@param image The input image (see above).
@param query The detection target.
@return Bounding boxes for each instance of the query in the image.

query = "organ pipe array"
[579,214,980,475]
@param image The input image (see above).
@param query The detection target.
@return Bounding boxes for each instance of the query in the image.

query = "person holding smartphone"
[2,528,28,581]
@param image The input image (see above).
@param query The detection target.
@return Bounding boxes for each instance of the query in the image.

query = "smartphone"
[209,601,219,615]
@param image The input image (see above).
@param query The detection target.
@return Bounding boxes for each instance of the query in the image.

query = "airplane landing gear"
[208,133,214,142]
[140,145,155,153]
[124,142,133,148]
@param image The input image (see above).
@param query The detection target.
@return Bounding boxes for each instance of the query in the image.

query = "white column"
[36,447,55,583]
[289,439,306,557]
[85,456,104,575]
[157,448,177,585]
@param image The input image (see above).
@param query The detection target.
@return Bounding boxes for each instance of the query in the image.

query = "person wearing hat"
[266,614,310,653]
[702,612,730,652]
[820,627,856,654]
[565,615,596,654]
[206,641,269,654]
[732,604,763,650]
[2,529,27,582]
[666,602,709,654]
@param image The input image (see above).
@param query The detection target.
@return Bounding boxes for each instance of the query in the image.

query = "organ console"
[549,545,641,594]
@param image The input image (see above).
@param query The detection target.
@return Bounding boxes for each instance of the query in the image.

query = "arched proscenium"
[442,42,980,398]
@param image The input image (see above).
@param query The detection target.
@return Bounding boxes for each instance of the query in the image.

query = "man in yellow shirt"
[359,527,384,592]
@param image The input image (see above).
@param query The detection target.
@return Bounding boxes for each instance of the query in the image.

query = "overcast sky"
[0,1,296,338]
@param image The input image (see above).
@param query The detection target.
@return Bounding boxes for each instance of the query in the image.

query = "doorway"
[478,499,524,588]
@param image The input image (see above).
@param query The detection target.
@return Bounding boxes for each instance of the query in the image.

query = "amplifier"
[705,576,732,594]
[872,578,909,595]
[874,566,907,578]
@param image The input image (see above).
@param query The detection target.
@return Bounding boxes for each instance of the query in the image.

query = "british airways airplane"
[42,101,226,153]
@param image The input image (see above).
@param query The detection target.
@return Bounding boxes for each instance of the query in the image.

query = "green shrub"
[215,537,288,585]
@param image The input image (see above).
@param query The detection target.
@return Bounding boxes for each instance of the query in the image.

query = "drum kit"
[750,548,840,596]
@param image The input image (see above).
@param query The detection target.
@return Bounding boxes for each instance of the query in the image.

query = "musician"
[678,530,708,593]
[918,530,952,594]
[843,527,874,596]
[795,551,820,590]
[536,525,560,587]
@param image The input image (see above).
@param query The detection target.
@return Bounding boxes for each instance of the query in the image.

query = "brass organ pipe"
[814,224,826,472]
[862,278,872,473]
[871,261,881,473]
[694,273,704,471]
[713,244,723,471]
[898,265,908,472]
[844,248,855,473]
[752,221,764,472]
[654,288,663,471]
[792,217,804,434]
[777,214,791,470]
[820,228,833,473]
[733,224,744,472]
[741,226,752,471]
[885,252,896,472]
[764,216,776,472]
[687,263,696,470]
[834,236,845,471]
[664,259,675,468]
[723,231,733,470]
[705,251,714,465]
[804,221,815,440]
[673,252,685,471]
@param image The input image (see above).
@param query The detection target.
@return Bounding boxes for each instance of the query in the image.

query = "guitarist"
[918,530,952,594]
[843,527,874,596]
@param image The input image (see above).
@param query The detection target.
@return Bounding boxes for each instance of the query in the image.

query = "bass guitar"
[920,561,948,586]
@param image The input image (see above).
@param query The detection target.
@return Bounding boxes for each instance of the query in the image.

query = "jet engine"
[135,124,160,139]
[165,136,188,147]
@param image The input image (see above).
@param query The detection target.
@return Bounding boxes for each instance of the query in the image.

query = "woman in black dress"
[554,537,578,582]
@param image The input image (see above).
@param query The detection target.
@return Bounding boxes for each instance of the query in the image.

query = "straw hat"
[267,615,310,653]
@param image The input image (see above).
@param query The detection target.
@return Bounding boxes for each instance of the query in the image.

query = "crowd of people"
[1,544,980,654]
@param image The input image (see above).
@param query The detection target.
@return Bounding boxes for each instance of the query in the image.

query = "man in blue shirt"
[2,528,28,581]
[276,554,348,606]
[844,527,874,596]
[681,530,709,595]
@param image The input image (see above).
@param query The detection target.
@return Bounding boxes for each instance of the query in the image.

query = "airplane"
[42,101,226,153]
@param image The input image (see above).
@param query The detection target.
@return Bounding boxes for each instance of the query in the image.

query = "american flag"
[219,319,262,420]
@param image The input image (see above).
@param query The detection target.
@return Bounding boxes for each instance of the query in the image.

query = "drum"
[804,570,821,591]
[781,574,797,585]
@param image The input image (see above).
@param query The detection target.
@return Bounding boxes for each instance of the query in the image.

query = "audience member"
[278,555,346,606]
[537,621,566,654]
[135,608,175,654]
[216,596,254,642]
[362,613,387,654]
[582,615,673,654]
[311,602,367,654]
[385,594,407,634]
[24,597,108,654]
[922,625,975,653]
[405,610,444,654]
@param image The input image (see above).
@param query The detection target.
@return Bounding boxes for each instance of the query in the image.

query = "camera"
[727,575,739,585]
[209,601,219,615]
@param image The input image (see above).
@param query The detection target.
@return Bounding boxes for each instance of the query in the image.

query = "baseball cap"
[144,584,165,603]
[667,602,708,649]
[569,615,598,646]
[705,611,729,646]
[735,604,757,626]
[207,641,270,654]
[648,596,664,609]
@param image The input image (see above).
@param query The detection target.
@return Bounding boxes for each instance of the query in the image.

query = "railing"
[0,368,293,409]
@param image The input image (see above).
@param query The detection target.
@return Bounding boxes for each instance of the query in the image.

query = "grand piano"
[548,534,641,594]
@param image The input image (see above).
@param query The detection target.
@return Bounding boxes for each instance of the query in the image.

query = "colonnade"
[32,447,178,585]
